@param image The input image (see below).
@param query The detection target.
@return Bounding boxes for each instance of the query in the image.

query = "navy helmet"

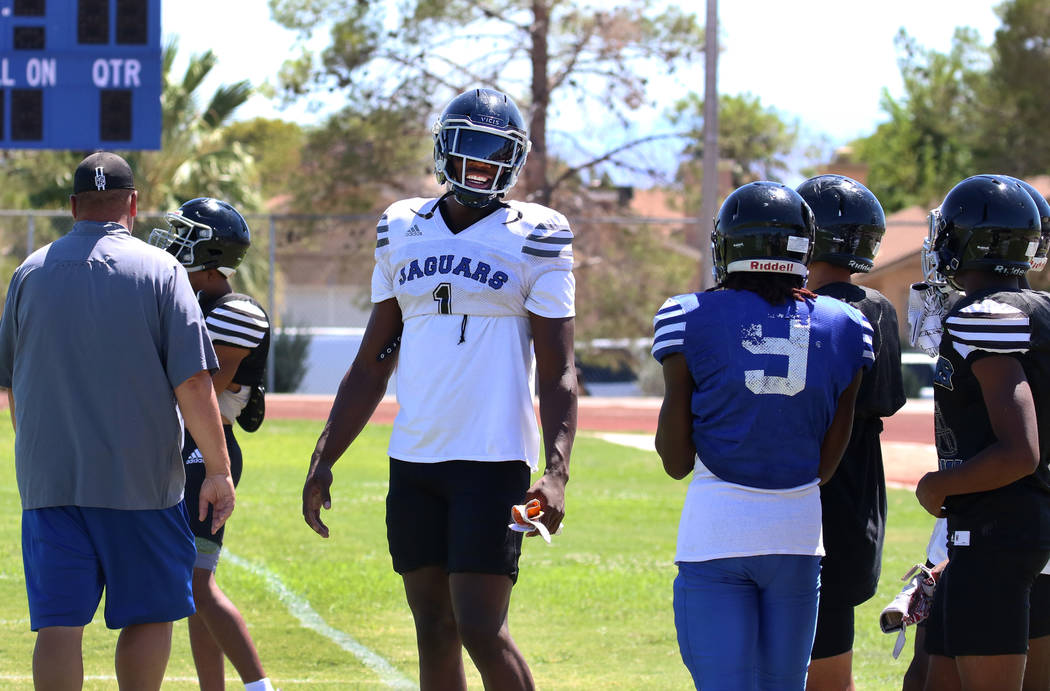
[433,88,531,209]
[149,197,251,276]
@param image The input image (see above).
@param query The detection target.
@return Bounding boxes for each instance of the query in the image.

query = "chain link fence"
[0,209,703,394]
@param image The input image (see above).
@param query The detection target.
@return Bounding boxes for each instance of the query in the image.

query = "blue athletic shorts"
[21,503,196,631]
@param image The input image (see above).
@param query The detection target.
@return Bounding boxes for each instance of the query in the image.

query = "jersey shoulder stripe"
[206,299,269,349]
[947,298,1030,356]
[513,203,573,260]
[859,313,875,361]
[376,213,389,249]
[651,293,699,361]
[375,198,436,251]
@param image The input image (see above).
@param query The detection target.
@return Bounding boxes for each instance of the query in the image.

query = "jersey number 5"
[433,283,453,314]
[742,320,810,396]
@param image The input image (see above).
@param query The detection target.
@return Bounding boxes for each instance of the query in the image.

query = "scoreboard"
[0,0,161,149]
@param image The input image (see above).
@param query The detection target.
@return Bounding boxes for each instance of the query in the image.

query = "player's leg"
[387,459,464,689]
[187,429,269,688]
[445,460,534,690]
[940,547,1048,691]
[449,572,532,690]
[1022,574,1050,691]
[921,560,961,691]
[114,621,174,691]
[191,566,268,689]
[21,506,107,690]
[403,567,466,690]
[756,554,822,691]
[674,557,760,690]
[806,599,856,691]
[183,434,229,689]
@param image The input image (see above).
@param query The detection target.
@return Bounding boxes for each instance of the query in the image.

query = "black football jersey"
[816,282,907,604]
[199,292,271,387]
[935,287,1050,550]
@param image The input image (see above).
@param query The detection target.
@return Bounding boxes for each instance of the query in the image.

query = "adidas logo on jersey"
[406,225,423,236]
[185,448,204,465]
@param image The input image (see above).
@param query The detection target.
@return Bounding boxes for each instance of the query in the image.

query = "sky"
[163,0,1003,149]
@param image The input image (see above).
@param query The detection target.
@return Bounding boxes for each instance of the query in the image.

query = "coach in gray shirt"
[0,151,236,691]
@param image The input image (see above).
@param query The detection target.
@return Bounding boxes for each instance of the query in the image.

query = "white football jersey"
[371,197,575,469]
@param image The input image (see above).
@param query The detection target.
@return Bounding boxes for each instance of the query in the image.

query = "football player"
[301,88,577,690]
[796,175,906,691]
[915,175,1050,690]
[653,181,871,690]
[905,177,1050,691]
[150,198,274,691]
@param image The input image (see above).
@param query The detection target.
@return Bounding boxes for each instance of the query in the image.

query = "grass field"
[0,420,936,689]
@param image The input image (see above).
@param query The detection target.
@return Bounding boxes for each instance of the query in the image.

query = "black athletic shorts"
[811,599,854,659]
[925,546,1050,657]
[386,458,530,583]
[183,425,243,548]
[1031,574,1050,639]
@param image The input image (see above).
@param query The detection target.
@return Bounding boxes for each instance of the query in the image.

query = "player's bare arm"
[655,352,696,480]
[817,369,863,484]
[527,313,577,537]
[211,343,250,395]
[302,298,404,537]
[916,354,1039,517]
[175,370,236,533]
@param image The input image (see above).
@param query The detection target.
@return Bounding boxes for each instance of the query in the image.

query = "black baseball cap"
[73,152,135,194]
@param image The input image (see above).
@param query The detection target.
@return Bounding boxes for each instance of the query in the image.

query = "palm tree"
[127,38,258,213]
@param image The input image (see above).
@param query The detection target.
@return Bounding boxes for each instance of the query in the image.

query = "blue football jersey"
[652,289,874,489]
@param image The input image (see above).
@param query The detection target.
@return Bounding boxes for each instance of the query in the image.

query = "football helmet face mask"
[149,197,251,276]
[796,174,886,273]
[922,175,1040,291]
[711,181,816,284]
[433,88,531,209]
[1013,178,1050,272]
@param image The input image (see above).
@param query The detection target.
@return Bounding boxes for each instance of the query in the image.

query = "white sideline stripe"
[224,551,416,689]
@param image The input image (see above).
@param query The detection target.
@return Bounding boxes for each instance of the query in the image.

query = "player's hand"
[525,472,566,538]
[303,463,334,538]
[200,473,236,534]
[915,472,947,518]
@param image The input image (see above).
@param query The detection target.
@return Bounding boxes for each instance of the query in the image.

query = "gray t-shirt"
[0,221,218,510]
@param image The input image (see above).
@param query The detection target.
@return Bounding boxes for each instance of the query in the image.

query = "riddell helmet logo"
[750,260,792,271]
[726,258,807,276]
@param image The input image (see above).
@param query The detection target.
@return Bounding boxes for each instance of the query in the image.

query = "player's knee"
[455,616,506,657]
[412,610,458,649]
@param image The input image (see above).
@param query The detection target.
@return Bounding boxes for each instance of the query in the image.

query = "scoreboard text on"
[0,0,161,150]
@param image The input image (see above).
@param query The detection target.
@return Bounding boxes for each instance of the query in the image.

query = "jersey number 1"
[742,319,810,396]
[433,283,453,314]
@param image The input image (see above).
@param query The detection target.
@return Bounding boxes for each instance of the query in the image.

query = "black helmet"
[433,88,531,209]
[149,197,251,276]
[1013,178,1050,272]
[711,181,816,284]
[923,175,1040,290]
[796,174,885,273]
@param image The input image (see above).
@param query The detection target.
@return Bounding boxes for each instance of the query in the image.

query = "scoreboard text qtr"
[0,0,161,150]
